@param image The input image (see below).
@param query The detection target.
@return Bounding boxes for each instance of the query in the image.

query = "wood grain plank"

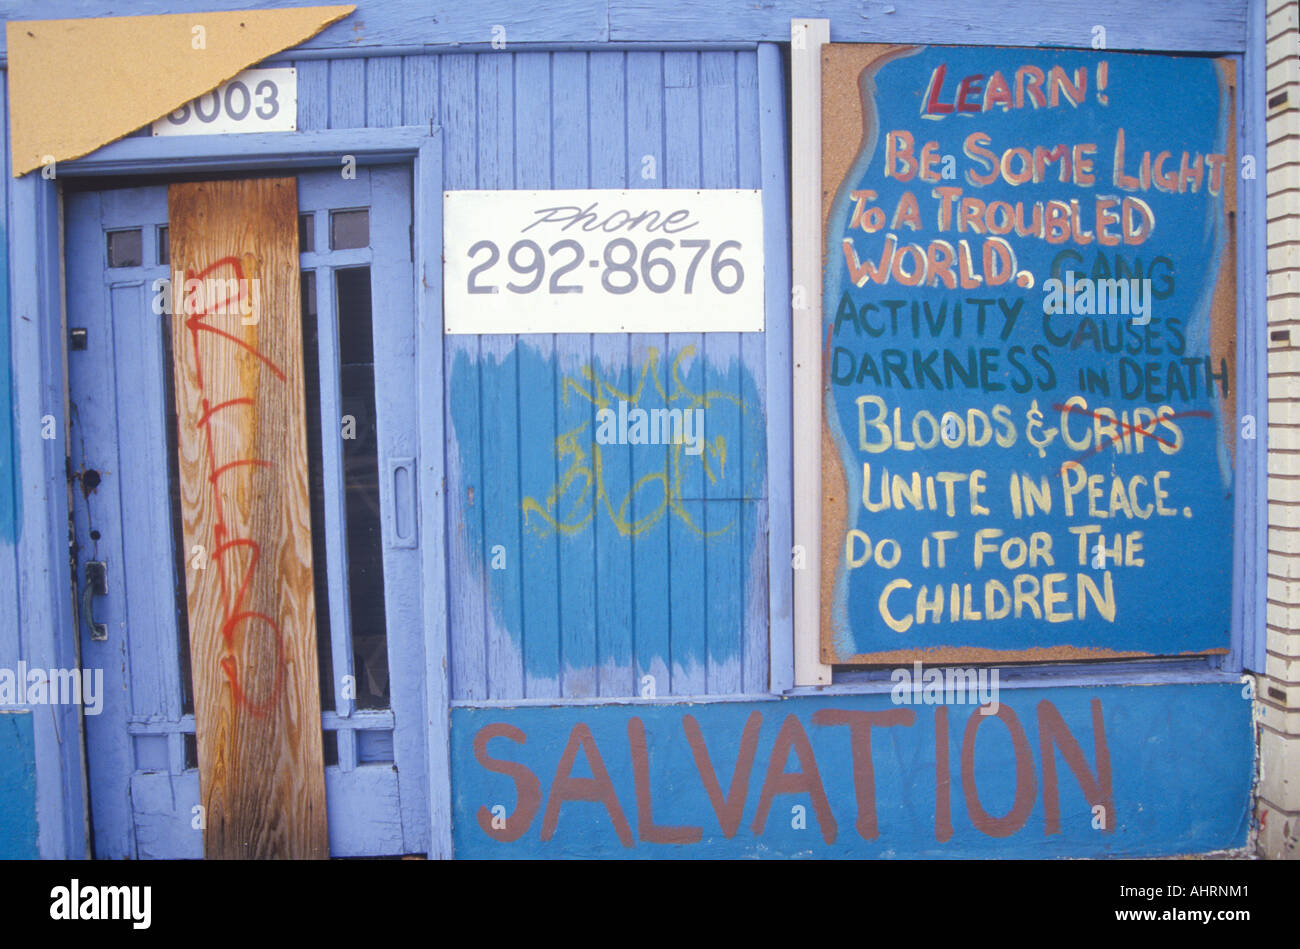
[514,52,563,699]
[365,56,403,128]
[626,52,671,698]
[402,53,438,128]
[663,51,706,695]
[553,51,598,697]
[738,51,770,693]
[702,51,743,691]
[479,333,525,700]
[329,58,366,129]
[446,334,488,701]
[294,60,329,132]
[475,54,527,700]
[441,53,485,702]
[439,54,477,188]
[168,177,328,859]
[587,52,635,697]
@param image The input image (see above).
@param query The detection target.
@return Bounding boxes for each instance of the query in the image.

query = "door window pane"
[107,228,143,268]
[330,209,369,250]
[336,266,389,709]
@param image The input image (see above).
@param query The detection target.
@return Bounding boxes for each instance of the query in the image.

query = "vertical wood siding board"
[445,334,487,701]
[758,42,793,693]
[553,51,598,696]
[311,260,356,719]
[474,55,525,700]
[402,55,438,129]
[1245,0,1271,672]
[701,51,738,188]
[664,51,706,694]
[554,333,598,697]
[441,56,486,701]
[668,330,707,695]
[737,50,767,503]
[365,56,404,128]
[513,52,561,698]
[64,194,132,858]
[441,53,486,699]
[629,332,672,695]
[743,500,771,694]
[589,53,627,189]
[588,53,635,697]
[705,333,745,694]
[366,166,427,850]
[516,336,562,698]
[440,55,478,190]
[626,52,670,694]
[708,499,744,693]
[440,54,483,700]
[413,135,453,857]
[479,334,524,700]
[592,335,636,697]
[295,60,330,133]
[474,335,490,698]
[329,59,367,130]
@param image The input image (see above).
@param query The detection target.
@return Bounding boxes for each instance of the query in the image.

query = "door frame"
[11,126,452,858]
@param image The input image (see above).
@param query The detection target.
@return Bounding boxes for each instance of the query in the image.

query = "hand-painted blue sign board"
[451,682,1251,858]
[820,46,1237,663]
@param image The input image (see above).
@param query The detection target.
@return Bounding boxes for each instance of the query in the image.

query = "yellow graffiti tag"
[522,346,746,538]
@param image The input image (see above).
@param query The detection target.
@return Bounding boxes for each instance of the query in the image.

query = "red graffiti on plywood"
[183,256,285,717]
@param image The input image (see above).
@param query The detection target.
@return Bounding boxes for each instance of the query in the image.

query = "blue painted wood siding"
[278,50,775,700]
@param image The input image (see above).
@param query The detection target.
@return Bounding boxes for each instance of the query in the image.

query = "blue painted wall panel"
[0,711,39,859]
[451,682,1253,858]
[434,51,771,701]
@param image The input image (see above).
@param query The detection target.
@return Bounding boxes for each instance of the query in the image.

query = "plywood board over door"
[169,177,328,858]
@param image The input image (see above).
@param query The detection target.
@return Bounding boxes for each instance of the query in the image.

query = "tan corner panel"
[7,5,354,177]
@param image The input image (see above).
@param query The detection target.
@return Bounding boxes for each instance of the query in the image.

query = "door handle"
[82,560,108,641]
[386,457,418,549]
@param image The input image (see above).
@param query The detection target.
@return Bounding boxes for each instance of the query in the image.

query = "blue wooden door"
[66,166,428,857]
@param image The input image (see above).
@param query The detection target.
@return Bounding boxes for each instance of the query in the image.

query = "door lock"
[82,561,108,641]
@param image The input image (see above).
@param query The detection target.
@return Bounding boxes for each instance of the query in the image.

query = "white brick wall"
[1262,0,1300,861]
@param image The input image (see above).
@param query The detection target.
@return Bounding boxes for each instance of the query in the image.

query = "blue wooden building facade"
[0,0,1269,858]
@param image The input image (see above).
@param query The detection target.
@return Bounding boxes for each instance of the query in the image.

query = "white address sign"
[443,189,765,334]
[152,68,297,136]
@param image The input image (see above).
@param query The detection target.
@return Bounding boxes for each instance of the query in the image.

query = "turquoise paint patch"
[0,711,39,858]
[448,341,766,680]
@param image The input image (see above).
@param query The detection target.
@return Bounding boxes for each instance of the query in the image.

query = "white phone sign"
[443,189,765,334]
[152,68,297,136]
